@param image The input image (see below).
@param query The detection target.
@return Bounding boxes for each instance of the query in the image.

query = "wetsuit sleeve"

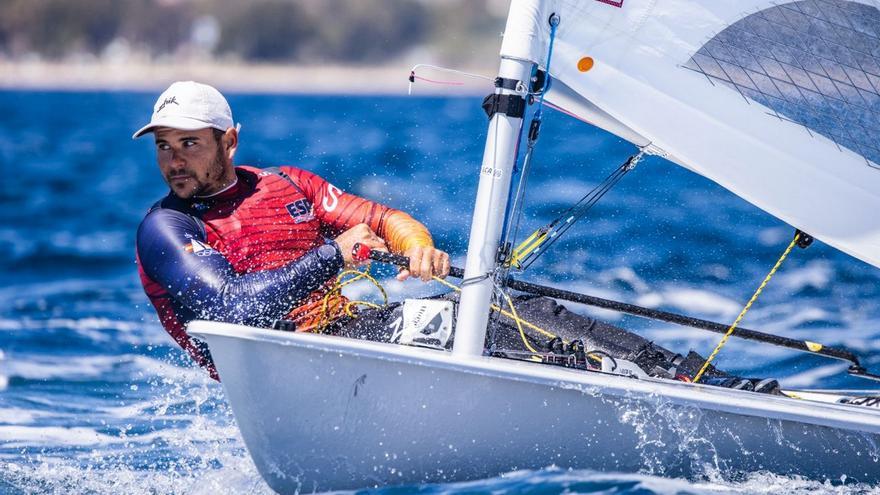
[136,208,344,327]
[283,166,434,254]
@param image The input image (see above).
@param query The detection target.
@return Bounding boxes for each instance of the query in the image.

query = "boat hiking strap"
[692,230,806,383]
[508,150,644,270]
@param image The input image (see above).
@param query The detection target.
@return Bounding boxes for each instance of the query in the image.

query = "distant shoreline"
[0,61,493,96]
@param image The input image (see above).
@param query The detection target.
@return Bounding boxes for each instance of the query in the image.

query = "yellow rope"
[499,286,539,353]
[316,268,388,332]
[509,229,548,269]
[429,275,461,292]
[692,233,801,383]
[431,275,556,355]
[343,300,384,317]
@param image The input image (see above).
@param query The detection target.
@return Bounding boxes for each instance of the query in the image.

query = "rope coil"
[316,269,389,333]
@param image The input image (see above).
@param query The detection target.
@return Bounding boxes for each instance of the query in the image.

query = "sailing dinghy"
[190,0,880,491]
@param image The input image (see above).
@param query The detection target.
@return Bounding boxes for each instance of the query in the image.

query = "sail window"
[685,0,880,168]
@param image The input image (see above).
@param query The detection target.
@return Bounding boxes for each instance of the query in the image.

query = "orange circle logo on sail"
[577,57,594,72]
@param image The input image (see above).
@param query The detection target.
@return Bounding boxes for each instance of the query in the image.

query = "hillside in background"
[0,0,509,67]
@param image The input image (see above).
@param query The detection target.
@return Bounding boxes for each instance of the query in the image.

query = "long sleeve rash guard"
[136,165,434,380]
[136,207,344,327]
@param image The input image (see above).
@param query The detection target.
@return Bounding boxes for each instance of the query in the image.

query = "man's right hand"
[333,223,388,268]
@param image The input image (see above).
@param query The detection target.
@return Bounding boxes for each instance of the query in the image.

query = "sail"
[502,0,880,269]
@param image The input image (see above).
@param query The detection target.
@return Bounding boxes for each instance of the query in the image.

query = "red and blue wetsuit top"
[136,165,433,380]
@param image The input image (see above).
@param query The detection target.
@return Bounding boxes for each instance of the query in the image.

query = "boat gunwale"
[189,319,880,434]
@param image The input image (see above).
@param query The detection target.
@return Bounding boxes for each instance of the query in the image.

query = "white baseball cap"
[132,81,239,139]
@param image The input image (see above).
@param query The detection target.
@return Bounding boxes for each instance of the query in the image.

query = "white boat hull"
[190,321,880,493]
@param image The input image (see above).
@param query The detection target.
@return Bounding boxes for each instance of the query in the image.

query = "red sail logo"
[595,0,624,6]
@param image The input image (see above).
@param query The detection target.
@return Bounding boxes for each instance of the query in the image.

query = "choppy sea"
[1,90,879,494]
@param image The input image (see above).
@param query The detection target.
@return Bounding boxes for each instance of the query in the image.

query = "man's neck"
[195,176,239,199]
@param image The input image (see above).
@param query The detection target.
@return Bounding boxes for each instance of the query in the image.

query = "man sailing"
[134,81,780,394]
[134,81,449,379]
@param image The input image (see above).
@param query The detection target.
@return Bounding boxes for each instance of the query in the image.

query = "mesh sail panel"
[685,0,880,167]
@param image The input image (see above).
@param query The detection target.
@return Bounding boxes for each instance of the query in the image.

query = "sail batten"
[504,0,880,269]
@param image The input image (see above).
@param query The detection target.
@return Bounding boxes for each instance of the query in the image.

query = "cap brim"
[131,116,220,139]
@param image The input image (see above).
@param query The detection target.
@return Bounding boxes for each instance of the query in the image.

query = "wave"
[0,317,142,333]
[0,401,236,449]
[0,455,272,495]
[0,324,171,361]
[776,260,833,293]
[380,467,879,494]
[0,227,132,271]
[781,363,852,388]
[0,419,270,495]
[0,426,159,448]
[0,407,54,426]
[0,353,203,384]
[0,370,267,494]
[636,288,741,319]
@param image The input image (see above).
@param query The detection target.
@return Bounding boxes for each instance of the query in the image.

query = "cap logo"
[157,96,179,113]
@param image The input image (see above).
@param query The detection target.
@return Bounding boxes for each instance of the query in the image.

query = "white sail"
[503,0,880,269]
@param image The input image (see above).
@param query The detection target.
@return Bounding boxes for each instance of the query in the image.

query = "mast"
[452,58,534,357]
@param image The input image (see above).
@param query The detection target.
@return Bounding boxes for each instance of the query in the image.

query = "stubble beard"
[194,149,229,197]
[169,146,229,199]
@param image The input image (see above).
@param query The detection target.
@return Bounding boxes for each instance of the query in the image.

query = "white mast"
[452,59,534,357]
[453,0,551,356]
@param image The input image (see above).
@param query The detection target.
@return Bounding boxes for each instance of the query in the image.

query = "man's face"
[154,127,234,199]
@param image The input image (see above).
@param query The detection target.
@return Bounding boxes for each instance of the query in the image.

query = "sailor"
[134,81,450,380]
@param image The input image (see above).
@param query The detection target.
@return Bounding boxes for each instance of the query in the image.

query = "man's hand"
[397,245,450,282]
[334,224,388,268]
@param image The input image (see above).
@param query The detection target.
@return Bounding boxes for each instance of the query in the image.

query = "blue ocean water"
[0,89,879,494]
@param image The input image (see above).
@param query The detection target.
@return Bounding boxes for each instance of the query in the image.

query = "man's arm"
[137,208,343,327]
[284,167,449,281]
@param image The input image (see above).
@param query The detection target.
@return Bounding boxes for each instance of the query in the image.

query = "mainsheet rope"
[692,232,802,383]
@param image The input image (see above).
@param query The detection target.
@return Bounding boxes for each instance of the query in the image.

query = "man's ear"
[223,127,239,161]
